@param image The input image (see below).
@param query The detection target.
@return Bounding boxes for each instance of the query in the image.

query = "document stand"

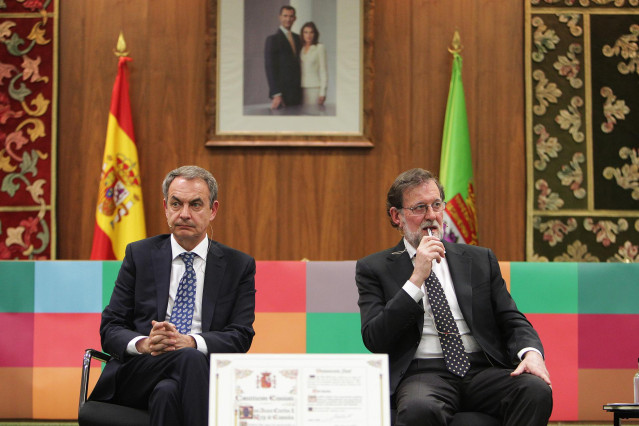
[209,354,390,426]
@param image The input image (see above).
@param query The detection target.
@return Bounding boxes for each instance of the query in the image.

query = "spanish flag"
[90,52,146,260]
[439,33,478,245]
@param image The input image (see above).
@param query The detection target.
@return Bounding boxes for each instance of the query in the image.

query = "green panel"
[509,262,578,314]
[578,263,639,314]
[306,313,369,354]
[101,261,122,309]
[0,261,35,312]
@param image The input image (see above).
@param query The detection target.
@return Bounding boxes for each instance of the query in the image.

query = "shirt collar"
[170,234,209,261]
[403,237,417,259]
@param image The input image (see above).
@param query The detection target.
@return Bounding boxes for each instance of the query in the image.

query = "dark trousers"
[109,348,209,426]
[395,353,552,426]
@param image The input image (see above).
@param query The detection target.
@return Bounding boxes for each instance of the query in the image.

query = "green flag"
[440,50,478,245]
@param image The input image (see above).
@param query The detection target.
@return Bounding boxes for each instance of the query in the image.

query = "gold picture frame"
[206,0,374,147]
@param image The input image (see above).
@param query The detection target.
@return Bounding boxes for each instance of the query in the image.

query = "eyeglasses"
[401,201,446,215]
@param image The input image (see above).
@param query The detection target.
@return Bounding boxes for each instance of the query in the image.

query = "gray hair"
[386,168,445,229]
[162,165,218,207]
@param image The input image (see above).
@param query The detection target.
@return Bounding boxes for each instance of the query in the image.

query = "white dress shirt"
[401,238,481,358]
[401,238,540,362]
[126,235,209,355]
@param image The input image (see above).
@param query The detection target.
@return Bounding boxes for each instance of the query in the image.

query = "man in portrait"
[264,5,302,109]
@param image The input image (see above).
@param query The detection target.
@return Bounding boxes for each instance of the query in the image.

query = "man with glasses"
[356,168,552,426]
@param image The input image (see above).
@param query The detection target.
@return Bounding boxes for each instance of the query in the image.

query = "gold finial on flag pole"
[113,31,129,57]
[448,30,463,54]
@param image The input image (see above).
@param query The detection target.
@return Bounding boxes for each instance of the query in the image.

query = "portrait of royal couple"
[264,5,328,113]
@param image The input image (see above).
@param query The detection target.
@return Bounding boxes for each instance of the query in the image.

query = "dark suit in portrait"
[264,28,302,107]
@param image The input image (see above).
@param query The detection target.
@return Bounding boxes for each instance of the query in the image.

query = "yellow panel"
[249,312,306,353]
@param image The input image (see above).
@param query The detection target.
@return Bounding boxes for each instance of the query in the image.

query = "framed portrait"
[206,0,373,147]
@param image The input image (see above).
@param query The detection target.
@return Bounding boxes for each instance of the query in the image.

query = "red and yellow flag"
[90,55,145,260]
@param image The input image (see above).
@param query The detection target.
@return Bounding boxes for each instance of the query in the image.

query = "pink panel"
[255,261,306,312]
[579,314,639,369]
[0,313,34,367]
[33,313,101,367]
[527,313,579,421]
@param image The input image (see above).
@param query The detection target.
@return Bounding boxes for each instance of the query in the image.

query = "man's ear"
[389,207,402,227]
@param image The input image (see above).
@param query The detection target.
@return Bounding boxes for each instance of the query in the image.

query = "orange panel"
[249,312,306,354]
[33,367,82,419]
[579,368,636,421]
[499,261,510,292]
[0,367,32,418]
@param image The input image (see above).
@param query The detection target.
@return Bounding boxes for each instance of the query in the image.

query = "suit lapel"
[444,242,474,326]
[385,240,414,290]
[201,240,226,331]
[153,237,173,321]
[386,239,425,336]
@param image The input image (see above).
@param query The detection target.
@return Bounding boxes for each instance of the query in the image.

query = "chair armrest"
[79,348,112,412]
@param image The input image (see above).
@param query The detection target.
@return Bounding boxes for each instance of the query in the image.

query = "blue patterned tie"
[170,252,197,334]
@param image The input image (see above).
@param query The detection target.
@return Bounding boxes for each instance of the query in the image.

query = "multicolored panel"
[0,259,636,421]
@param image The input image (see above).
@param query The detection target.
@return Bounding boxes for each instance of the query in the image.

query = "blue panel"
[34,261,103,313]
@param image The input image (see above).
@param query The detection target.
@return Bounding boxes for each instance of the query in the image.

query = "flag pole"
[113,31,129,57]
[448,30,462,55]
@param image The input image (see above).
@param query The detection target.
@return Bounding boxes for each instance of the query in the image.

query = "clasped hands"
[135,320,196,356]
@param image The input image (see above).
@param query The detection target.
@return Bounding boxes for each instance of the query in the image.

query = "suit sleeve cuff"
[126,336,147,355]
[403,281,424,303]
[518,347,542,361]
[191,333,208,355]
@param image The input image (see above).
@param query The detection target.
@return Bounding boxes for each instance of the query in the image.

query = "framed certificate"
[209,353,390,426]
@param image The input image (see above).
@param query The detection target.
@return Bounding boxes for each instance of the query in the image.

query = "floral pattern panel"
[0,0,57,259]
[526,1,639,262]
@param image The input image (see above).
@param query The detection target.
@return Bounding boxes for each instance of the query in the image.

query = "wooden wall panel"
[57,0,525,261]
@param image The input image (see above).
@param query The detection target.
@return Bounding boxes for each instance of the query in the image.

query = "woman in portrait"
[300,22,328,106]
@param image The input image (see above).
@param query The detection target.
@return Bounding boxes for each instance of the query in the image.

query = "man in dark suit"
[264,5,302,109]
[356,168,552,426]
[90,165,256,426]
